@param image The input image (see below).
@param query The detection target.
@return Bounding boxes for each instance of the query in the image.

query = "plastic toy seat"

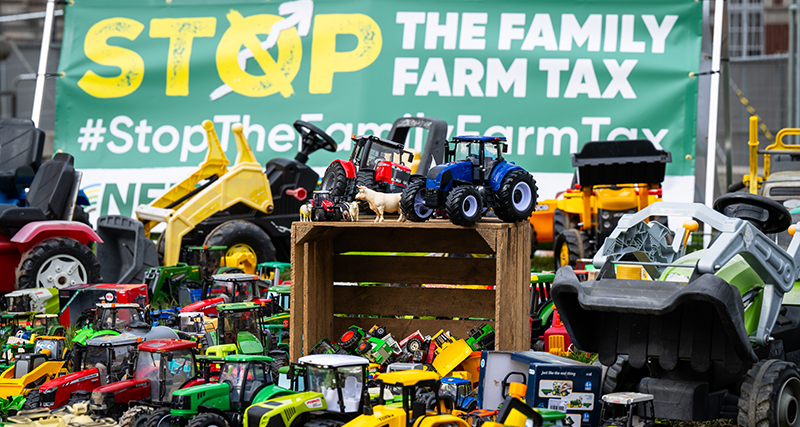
[0,206,46,236]
[0,118,45,196]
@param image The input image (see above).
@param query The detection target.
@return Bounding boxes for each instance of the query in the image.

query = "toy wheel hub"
[780,376,800,426]
[37,254,88,289]
[342,331,354,341]
[227,244,256,259]
[512,182,532,211]
[558,242,570,267]
[462,194,478,217]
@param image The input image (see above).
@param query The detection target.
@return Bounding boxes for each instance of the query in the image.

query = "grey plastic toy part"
[96,215,159,284]
[594,202,800,345]
[599,220,677,279]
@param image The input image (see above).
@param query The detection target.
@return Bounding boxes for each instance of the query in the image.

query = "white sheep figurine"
[354,186,406,222]
[299,202,312,222]
[348,200,359,222]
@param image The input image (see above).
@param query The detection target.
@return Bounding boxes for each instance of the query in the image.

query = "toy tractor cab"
[439,377,477,412]
[91,339,201,420]
[30,314,64,337]
[355,370,470,427]
[73,303,150,348]
[206,302,272,358]
[552,193,800,424]
[310,190,350,221]
[403,136,537,227]
[599,392,656,427]
[4,289,58,317]
[181,274,279,317]
[165,353,293,427]
[245,354,369,427]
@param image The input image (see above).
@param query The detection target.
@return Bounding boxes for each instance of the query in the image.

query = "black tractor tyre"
[22,390,39,410]
[321,162,349,199]
[445,187,483,227]
[123,406,156,427]
[269,351,290,383]
[67,395,89,407]
[553,209,577,239]
[494,170,538,223]
[204,220,276,266]
[406,338,424,353]
[189,412,230,427]
[339,329,362,351]
[16,237,102,289]
[355,169,376,212]
[401,178,433,222]
[155,234,166,266]
[553,229,591,270]
[602,355,648,395]
[738,359,800,427]
[530,226,538,258]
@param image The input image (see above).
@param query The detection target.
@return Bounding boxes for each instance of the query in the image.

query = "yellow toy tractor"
[529,139,671,269]
[0,335,69,410]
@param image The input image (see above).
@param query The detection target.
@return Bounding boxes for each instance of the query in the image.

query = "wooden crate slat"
[333,316,494,344]
[332,255,496,285]
[332,227,496,254]
[333,286,495,318]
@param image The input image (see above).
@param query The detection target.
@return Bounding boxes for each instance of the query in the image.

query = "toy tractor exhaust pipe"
[95,215,158,283]
[286,188,307,201]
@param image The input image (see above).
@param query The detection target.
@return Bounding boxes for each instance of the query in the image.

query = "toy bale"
[573,140,671,187]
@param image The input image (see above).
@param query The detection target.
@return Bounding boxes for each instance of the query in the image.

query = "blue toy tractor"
[400,135,537,226]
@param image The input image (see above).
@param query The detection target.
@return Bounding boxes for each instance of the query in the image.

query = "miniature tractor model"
[439,377,477,412]
[349,369,470,427]
[179,273,278,317]
[0,335,69,409]
[321,117,447,213]
[142,245,228,305]
[402,136,537,227]
[72,303,150,346]
[29,314,64,337]
[206,302,282,361]
[38,326,180,411]
[551,193,800,424]
[598,392,656,427]
[160,353,293,427]
[465,324,494,351]
[0,152,102,292]
[309,191,350,221]
[244,354,370,427]
[528,139,670,269]
[90,339,203,420]
[4,289,58,317]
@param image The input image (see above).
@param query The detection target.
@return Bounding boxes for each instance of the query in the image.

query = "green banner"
[55,0,702,217]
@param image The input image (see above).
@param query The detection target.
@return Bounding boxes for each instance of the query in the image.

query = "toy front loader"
[136,122,274,267]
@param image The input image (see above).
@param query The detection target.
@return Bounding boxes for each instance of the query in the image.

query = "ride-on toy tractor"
[321,117,447,213]
[160,353,293,427]
[90,339,203,420]
[402,135,537,227]
[529,139,670,269]
[39,326,180,411]
[349,369,470,427]
[244,354,369,427]
[0,152,102,292]
[0,335,69,409]
[551,193,800,425]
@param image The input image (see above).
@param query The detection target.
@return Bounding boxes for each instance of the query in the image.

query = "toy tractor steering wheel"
[713,192,792,234]
[294,120,337,155]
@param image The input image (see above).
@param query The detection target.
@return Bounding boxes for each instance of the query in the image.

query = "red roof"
[138,339,197,352]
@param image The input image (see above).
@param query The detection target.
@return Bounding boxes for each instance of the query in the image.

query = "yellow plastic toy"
[346,370,469,427]
[135,121,274,267]
[0,336,68,402]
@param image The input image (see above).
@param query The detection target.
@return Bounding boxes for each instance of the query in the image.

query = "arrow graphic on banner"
[210,0,313,101]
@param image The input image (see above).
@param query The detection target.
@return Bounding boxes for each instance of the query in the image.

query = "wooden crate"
[290,218,531,360]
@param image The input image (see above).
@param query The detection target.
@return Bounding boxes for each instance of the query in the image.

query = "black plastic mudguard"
[551,266,757,373]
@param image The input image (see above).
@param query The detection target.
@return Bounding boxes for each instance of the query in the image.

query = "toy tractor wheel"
[553,229,590,270]
[553,209,577,238]
[189,412,230,427]
[494,170,538,222]
[121,406,155,427]
[22,389,39,410]
[204,220,276,266]
[738,360,800,427]
[269,351,289,383]
[355,169,376,212]
[321,162,350,198]
[356,341,371,355]
[16,237,102,289]
[446,187,483,226]
[406,338,424,353]
[401,178,433,222]
[339,329,361,351]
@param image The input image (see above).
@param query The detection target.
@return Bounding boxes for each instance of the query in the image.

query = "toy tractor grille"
[285,404,296,420]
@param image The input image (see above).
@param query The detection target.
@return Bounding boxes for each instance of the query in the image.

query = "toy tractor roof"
[86,333,144,347]
[271,284,291,294]
[211,273,259,282]
[355,134,405,152]
[451,135,507,144]
[299,354,369,368]
[5,289,53,298]
[138,338,197,353]
[601,392,654,405]
[218,302,261,311]
[257,261,291,271]
[34,314,58,319]
[571,139,671,187]
[222,354,275,363]
[377,369,440,386]
[441,376,470,385]
[96,303,141,309]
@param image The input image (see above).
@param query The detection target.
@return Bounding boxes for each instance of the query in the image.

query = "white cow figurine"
[354,186,406,222]
[299,202,312,222]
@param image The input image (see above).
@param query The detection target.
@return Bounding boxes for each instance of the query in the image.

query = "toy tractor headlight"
[601,211,611,220]
[42,387,57,394]
[173,394,191,410]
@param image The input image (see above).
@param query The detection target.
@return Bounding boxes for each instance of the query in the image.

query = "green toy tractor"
[244,354,370,427]
[156,353,293,427]
[72,303,150,346]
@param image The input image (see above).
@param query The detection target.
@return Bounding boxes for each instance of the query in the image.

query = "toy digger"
[0,335,69,409]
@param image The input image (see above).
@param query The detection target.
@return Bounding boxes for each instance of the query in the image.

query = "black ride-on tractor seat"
[0,118,45,196]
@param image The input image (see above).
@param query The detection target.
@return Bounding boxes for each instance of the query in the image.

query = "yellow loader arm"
[136,120,230,237]
[136,121,274,266]
[0,361,65,399]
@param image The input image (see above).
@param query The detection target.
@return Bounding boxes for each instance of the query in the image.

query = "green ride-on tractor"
[551,193,800,425]
[156,353,293,427]
[244,354,370,427]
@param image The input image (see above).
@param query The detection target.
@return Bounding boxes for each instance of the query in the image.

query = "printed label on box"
[538,380,573,398]
[548,398,567,412]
